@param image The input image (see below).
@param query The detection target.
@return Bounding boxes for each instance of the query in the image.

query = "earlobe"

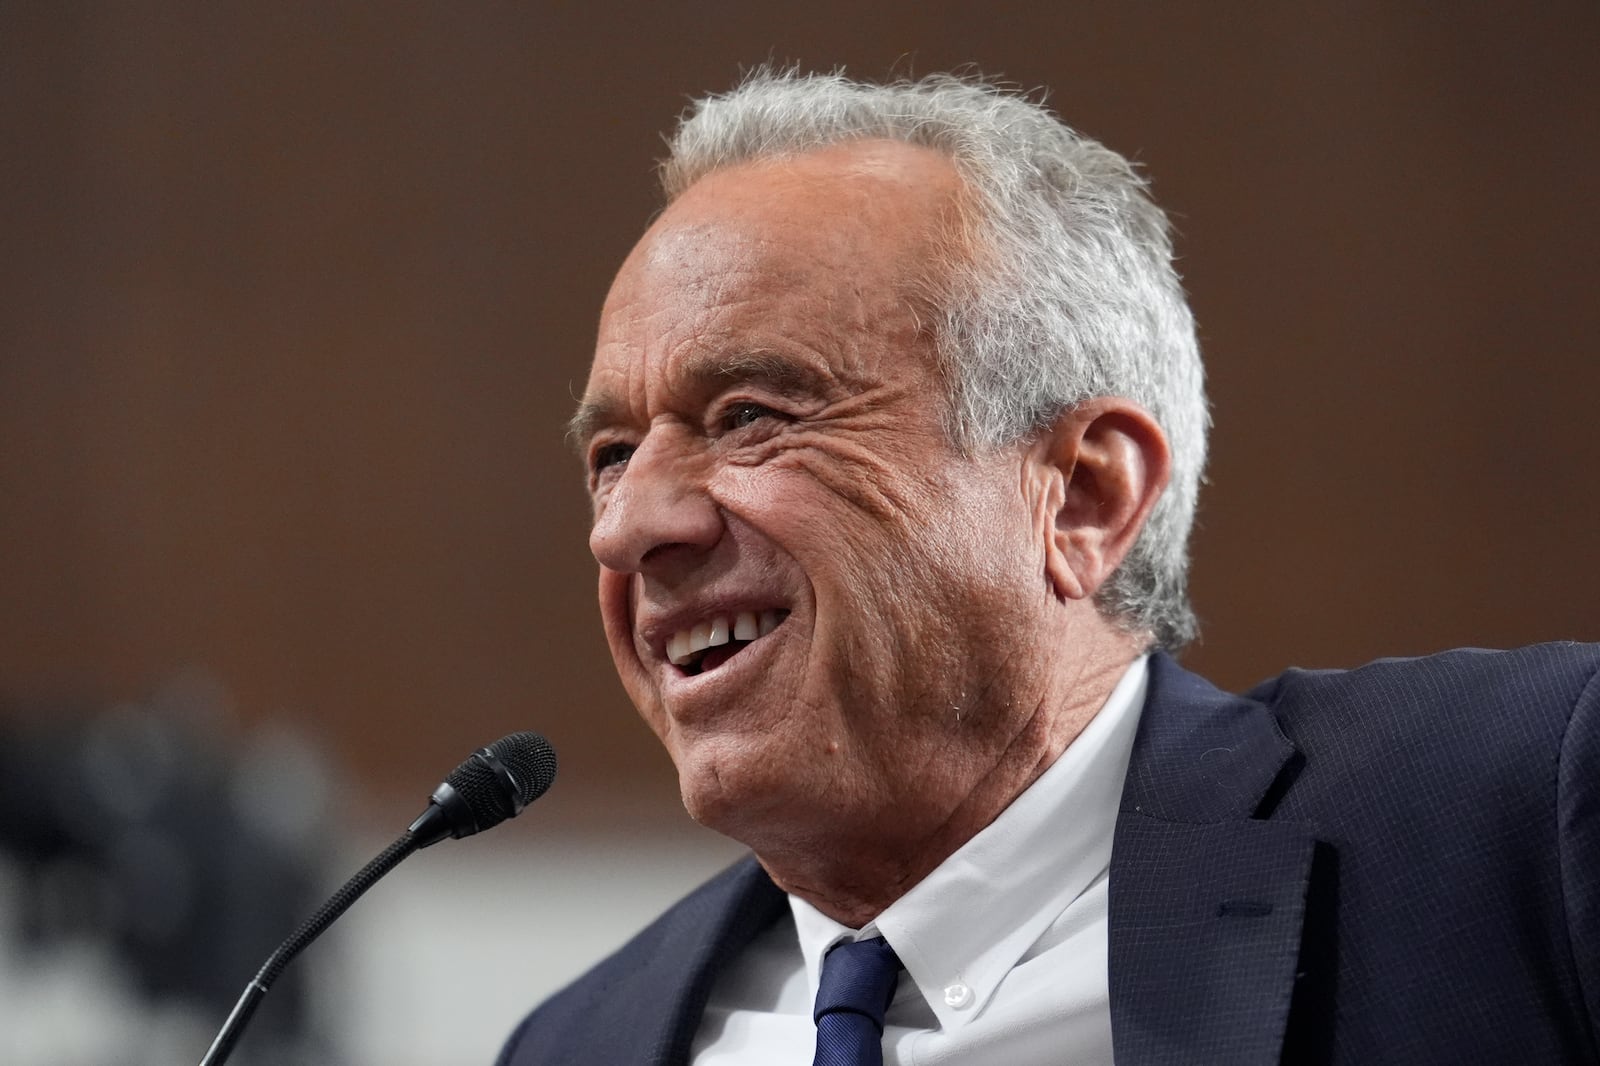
[1033,399,1171,603]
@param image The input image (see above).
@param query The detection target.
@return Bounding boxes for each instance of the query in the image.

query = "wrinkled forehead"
[612,141,964,309]
[582,140,967,411]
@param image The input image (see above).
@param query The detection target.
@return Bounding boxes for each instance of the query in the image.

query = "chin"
[670,733,804,839]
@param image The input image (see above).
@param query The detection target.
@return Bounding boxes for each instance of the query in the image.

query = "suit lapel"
[635,857,788,1066]
[1109,655,1320,1065]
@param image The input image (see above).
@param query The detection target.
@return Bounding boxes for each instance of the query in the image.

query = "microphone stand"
[199,833,419,1066]
[197,731,555,1065]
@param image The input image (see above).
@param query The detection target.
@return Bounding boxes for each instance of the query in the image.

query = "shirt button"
[943,983,973,1009]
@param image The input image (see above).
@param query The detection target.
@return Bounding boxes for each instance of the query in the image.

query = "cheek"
[719,434,951,547]
[721,475,898,602]
[743,420,941,504]
[891,481,1044,643]
[794,437,942,525]
[718,444,1035,606]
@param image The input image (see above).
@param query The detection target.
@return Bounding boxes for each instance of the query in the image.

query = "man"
[499,71,1599,1065]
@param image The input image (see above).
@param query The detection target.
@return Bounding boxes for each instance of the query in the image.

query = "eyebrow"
[566,397,623,456]
[567,349,840,455]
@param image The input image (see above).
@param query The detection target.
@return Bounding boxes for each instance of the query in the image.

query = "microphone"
[409,730,560,847]
[198,732,557,1066]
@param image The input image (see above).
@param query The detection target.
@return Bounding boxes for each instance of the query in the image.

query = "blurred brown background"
[4,1,1598,829]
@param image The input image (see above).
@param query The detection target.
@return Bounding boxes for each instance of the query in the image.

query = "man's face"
[576,142,1058,849]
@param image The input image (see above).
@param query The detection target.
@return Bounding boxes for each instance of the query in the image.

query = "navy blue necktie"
[812,936,903,1066]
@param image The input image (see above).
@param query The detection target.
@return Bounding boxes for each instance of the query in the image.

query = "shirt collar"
[790,655,1149,1030]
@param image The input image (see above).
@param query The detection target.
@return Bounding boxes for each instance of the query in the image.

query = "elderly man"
[498,72,1600,1065]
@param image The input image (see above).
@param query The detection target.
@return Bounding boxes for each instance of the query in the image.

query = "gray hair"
[660,70,1208,650]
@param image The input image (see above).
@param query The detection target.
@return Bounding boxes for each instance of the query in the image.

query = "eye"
[591,441,635,473]
[720,401,784,432]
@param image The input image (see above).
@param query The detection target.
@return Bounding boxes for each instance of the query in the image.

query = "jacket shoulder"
[1247,641,1600,750]
[1244,643,1600,1060]
[1243,642,1600,827]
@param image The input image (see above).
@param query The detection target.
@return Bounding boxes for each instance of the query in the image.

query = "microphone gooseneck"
[198,732,557,1066]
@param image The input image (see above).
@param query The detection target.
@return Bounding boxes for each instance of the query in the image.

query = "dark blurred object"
[0,669,348,1066]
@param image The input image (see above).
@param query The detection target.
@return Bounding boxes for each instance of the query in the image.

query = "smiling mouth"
[666,609,789,677]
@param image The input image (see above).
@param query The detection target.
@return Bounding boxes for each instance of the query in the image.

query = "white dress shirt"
[692,656,1149,1065]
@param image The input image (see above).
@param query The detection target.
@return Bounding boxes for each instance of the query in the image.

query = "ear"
[1027,398,1171,602]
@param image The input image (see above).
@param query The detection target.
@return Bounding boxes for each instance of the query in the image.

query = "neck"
[752,629,1142,927]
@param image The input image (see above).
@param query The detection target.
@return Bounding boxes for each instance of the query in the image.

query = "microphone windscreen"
[445,731,558,830]
[486,731,559,806]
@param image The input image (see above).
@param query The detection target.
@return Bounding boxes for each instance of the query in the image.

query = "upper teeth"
[667,609,784,666]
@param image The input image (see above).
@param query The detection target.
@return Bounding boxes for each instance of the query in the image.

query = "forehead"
[579,141,964,427]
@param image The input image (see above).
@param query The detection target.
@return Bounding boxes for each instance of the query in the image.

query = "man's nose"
[588,433,722,575]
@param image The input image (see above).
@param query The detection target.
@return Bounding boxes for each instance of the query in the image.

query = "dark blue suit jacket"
[498,645,1600,1064]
